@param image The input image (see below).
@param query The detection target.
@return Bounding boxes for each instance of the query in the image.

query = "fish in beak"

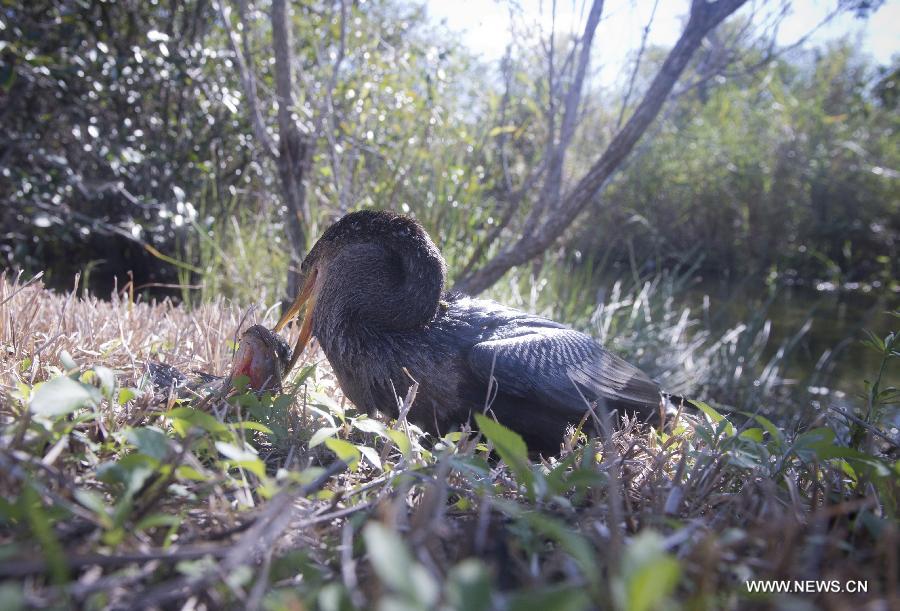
[230,325,291,392]
[274,268,318,377]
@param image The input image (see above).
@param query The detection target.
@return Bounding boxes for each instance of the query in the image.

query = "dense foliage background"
[3,1,897,298]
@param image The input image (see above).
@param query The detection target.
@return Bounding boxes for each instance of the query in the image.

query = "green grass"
[0,272,897,610]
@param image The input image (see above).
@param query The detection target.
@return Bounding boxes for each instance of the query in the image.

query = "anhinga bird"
[275,210,661,454]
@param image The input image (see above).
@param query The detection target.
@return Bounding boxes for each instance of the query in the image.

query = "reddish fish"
[149,324,291,395]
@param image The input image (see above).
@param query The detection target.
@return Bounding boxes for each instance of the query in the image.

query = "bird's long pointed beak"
[274,269,317,332]
[274,269,318,376]
[284,306,313,375]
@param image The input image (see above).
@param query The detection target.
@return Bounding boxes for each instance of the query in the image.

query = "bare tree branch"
[215,0,278,159]
[526,0,605,234]
[453,0,749,295]
[616,0,660,130]
[315,0,350,213]
[271,0,313,298]
[677,0,845,95]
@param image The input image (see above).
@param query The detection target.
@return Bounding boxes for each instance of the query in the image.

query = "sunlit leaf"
[126,427,171,461]
[92,366,116,397]
[446,559,491,611]
[739,427,763,441]
[693,401,735,436]
[357,445,383,471]
[475,413,533,493]
[616,531,681,611]
[234,421,274,435]
[387,429,411,456]
[353,416,389,437]
[168,407,228,436]
[488,125,517,137]
[325,438,360,470]
[363,522,438,606]
[309,426,340,449]
[30,376,98,417]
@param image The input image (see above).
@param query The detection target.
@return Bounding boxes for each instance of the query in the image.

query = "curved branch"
[453,0,749,296]
[215,0,278,159]
[525,0,605,233]
[616,0,660,130]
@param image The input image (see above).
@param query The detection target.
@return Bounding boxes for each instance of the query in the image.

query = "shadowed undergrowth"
[0,272,897,610]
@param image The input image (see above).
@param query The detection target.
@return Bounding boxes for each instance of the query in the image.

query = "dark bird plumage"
[276,210,661,454]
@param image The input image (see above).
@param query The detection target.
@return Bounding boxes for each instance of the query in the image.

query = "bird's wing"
[467,327,660,417]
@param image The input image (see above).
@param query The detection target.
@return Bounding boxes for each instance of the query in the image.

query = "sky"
[423,0,898,84]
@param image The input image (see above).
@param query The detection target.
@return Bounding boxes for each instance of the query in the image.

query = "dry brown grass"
[1,271,270,387]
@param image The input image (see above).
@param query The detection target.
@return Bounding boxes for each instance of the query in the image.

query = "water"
[679,279,898,398]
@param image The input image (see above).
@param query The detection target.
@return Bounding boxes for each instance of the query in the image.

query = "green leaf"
[59,351,78,371]
[0,499,21,522]
[309,426,340,448]
[168,407,228,436]
[450,455,491,477]
[792,427,836,462]
[20,486,67,584]
[230,458,267,479]
[30,376,98,417]
[73,489,111,527]
[739,427,765,442]
[126,427,171,461]
[312,392,345,419]
[96,455,157,490]
[135,513,182,531]
[800,443,891,477]
[693,401,735,436]
[175,465,209,481]
[616,531,681,611]
[353,416,389,437]
[749,413,785,449]
[363,523,438,606]
[92,366,116,397]
[325,438,360,470]
[506,586,590,611]
[215,441,258,461]
[357,445,383,471]
[234,421,274,435]
[474,414,533,492]
[231,375,250,393]
[488,125,517,137]
[317,583,354,611]
[516,509,597,578]
[446,559,491,611]
[117,387,139,405]
[387,429,411,456]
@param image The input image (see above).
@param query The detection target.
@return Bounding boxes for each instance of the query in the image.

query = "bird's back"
[416,296,661,453]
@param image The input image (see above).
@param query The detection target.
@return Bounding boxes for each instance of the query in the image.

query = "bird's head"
[230,324,291,392]
[273,209,446,375]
